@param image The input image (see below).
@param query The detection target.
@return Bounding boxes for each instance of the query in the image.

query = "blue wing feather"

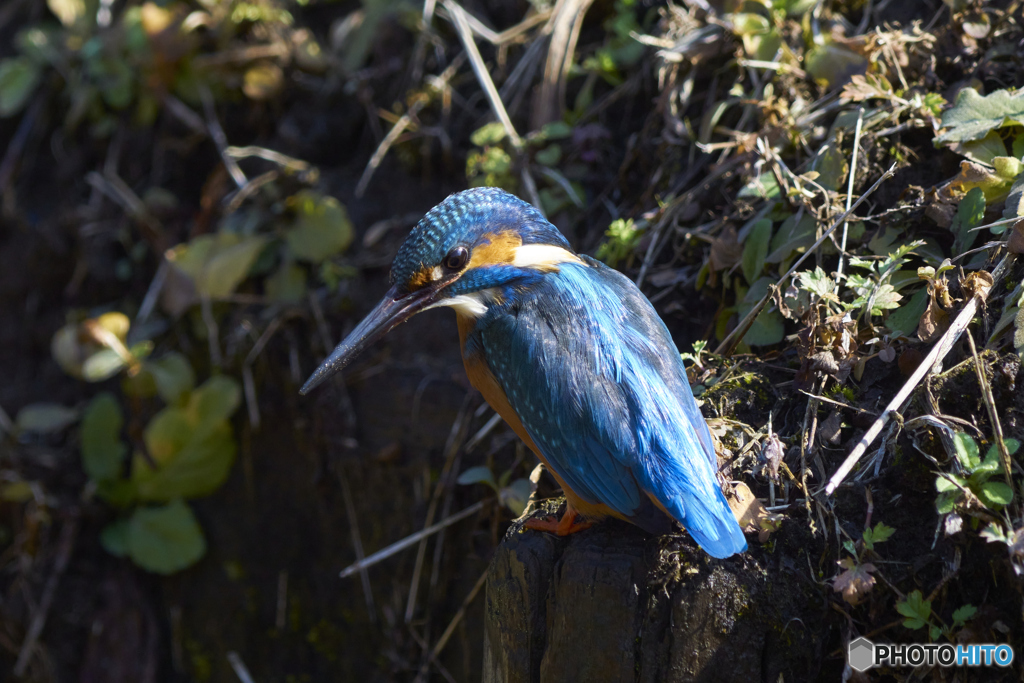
[475,256,746,558]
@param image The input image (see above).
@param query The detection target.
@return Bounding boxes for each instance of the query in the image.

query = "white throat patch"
[424,290,493,318]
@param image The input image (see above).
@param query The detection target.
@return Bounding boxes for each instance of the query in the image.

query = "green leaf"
[862,522,895,550]
[1002,172,1024,231]
[538,121,572,140]
[266,262,307,303]
[804,40,867,89]
[935,489,959,514]
[935,88,1024,144]
[456,466,497,490]
[952,130,1008,166]
[47,0,88,27]
[951,187,986,256]
[935,474,965,493]
[125,501,206,574]
[146,353,196,407]
[741,219,772,285]
[766,213,816,264]
[886,288,929,337]
[896,590,932,630]
[534,144,562,167]
[796,267,834,299]
[471,122,507,147]
[81,348,129,381]
[952,604,977,627]
[980,522,1009,544]
[286,191,354,263]
[186,376,242,430]
[500,478,534,516]
[81,393,127,482]
[133,376,241,501]
[0,57,42,117]
[738,277,785,347]
[15,403,78,433]
[978,481,1013,507]
[100,519,130,557]
[953,432,980,470]
[133,419,236,501]
[167,232,268,299]
[812,143,848,192]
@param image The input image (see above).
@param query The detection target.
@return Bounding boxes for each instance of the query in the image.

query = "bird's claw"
[523,505,593,536]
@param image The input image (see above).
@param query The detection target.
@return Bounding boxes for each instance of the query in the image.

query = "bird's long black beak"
[300,283,438,395]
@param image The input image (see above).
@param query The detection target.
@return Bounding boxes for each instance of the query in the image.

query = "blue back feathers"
[467,257,747,558]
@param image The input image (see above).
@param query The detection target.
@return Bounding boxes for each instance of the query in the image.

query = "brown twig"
[965,330,1013,486]
[411,568,489,683]
[14,519,78,676]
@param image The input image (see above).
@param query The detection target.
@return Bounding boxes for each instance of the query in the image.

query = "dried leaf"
[833,558,877,606]
[918,296,950,342]
[709,224,742,272]
[819,410,843,445]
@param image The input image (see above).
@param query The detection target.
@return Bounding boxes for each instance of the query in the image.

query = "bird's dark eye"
[443,246,470,271]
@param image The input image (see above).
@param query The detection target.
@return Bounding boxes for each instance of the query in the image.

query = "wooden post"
[483,516,827,682]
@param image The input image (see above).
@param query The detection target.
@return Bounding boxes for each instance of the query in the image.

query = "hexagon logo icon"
[848,637,875,672]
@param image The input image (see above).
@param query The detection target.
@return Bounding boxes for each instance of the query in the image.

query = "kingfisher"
[301,188,747,558]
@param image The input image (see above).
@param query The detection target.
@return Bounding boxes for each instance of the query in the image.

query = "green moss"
[307,618,345,662]
[184,638,212,682]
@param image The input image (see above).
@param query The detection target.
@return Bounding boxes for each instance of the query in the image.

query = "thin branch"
[824,254,1011,494]
[339,501,486,579]
[411,568,489,683]
[443,0,543,211]
[835,107,864,287]
[14,519,78,676]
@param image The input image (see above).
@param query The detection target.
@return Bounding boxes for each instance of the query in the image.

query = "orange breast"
[455,313,621,521]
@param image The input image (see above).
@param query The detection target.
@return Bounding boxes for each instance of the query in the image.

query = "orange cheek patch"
[468,231,522,269]
[407,265,435,290]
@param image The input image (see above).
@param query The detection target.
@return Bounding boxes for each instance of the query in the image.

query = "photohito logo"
[848,637,1014,671]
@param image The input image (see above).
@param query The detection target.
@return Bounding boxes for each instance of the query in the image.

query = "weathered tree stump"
[483,507,829,682]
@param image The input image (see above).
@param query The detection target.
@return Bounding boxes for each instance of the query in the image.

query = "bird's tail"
[640,459,747,558]
[678,486,748,559]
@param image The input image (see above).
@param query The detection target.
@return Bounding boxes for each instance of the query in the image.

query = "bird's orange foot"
[524,505,593,536]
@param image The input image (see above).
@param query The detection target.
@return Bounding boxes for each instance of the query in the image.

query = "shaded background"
[1,0,1023,681]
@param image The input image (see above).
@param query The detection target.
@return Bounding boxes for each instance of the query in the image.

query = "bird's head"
[300,187,579,394]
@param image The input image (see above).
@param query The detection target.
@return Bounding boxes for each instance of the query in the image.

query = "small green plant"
[935,433,1018,515]
[833,522,895,606]
[83,354,241,574]
[845,240,923,320]
[680,340,709,370]
[456,465,535,516]
[50,312,243,574]
[465,121,583,216]
[896,589,977,642]
[0,1,313,134]
[596,218,644,268]
[165,187,354,312]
